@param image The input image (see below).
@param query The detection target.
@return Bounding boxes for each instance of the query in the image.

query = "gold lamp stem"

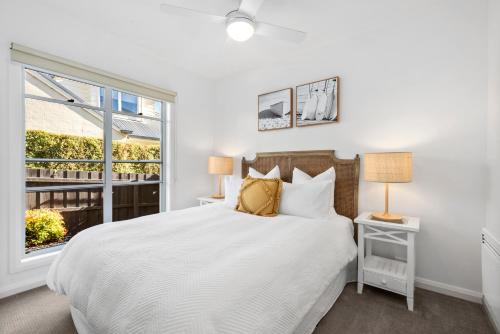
[371,182,403,223]
[384,182,389,215]
[212,175,224,199]
[218,175,222,197]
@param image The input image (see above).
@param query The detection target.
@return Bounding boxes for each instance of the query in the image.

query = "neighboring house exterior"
[25,69,160,145]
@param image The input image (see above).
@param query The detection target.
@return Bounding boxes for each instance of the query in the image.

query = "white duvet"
[47,204,357,334]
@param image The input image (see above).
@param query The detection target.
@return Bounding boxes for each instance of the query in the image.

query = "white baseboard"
[484,296,500,334]
[0,278,46,299]
[415,276,483,304]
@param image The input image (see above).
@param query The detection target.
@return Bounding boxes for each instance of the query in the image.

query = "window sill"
[10,247,61,274]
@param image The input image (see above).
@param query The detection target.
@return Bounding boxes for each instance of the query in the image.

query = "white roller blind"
[10,43,176,103]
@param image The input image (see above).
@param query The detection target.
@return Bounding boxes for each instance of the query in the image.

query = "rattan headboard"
[242,150,360,220]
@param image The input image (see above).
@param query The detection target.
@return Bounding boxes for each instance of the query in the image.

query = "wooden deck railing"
[26,168,160,237]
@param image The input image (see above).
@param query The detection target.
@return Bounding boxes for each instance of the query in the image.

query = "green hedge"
[26,130,160,174]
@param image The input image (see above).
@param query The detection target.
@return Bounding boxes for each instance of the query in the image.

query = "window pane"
[112,89,162,119]
[25,188,103,254]
[111,116,160,160]
[112,184,159,222]
[26,163,104,189]
[112,90,138,113]
[121,93,137,113]
[141,97,162,119]
[25,69,103,108]
[112,163,160,182]
[25,99,104,160]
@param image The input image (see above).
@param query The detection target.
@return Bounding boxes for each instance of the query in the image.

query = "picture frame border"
[257,87,293,132]
[295,76,340,127]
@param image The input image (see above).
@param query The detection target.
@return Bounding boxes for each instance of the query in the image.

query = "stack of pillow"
[224,165,336,219]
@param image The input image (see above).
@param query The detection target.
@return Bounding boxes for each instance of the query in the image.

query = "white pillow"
[315,92,328,121]
[293,167,335,184]
[301,94,318,120]
[248,165,280,179]
[224,175,243,208]
[293,167,336,214]
[280,181,333,219]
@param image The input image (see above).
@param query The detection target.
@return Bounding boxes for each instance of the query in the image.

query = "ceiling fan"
[159,0,307,43]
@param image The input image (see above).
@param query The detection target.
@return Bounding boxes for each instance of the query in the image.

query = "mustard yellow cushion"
[236,176,283,217]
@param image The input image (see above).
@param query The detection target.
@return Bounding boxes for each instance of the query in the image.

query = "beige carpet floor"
[0,283,495,334]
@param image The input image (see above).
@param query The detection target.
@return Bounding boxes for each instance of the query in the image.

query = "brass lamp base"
[370,183,404,223]
[211,175,225,199]
[371,212,403,224]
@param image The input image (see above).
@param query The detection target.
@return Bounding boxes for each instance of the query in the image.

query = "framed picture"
[296,76,339,127]
[258,88,293,131]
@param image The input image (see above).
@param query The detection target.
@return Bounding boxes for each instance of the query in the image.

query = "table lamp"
[364,152,412,223]
[208,156,233,199]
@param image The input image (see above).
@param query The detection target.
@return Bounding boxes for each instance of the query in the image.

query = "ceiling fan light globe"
[226,18,255,42]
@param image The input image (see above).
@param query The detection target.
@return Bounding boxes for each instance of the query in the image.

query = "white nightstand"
[354,212,420,311]
[197,197,224,206]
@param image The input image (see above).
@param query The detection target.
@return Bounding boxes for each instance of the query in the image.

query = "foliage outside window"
[26,130,160,174]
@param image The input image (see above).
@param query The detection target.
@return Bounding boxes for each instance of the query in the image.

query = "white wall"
[483,0,500,328]
[0,0,491,301]
[0,1,215,296]
[214,0,487,295]
[486,0,500,240]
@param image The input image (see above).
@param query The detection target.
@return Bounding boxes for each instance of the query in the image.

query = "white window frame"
[8,63,173,273]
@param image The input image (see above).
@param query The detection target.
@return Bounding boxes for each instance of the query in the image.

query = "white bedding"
[47,204,357,334]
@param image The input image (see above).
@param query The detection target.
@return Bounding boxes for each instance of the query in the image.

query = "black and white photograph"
[296,77,338,127]
[258,88,293,131]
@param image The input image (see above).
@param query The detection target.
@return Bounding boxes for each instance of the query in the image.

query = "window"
[23,67,168,255]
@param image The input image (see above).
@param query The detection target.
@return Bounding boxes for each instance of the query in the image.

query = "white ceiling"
[38,0,365,79]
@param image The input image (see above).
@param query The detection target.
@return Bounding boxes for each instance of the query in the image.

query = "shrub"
[25,130,160,174]
[25,209,67,247]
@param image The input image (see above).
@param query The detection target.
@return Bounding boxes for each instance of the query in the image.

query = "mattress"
[48,203,357,334]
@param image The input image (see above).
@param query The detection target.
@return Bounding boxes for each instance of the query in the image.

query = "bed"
[47,150,360,334]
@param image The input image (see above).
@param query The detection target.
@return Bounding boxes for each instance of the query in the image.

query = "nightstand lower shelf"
[363,255,407,295]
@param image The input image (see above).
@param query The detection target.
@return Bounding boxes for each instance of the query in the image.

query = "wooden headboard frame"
[242,150,360,221]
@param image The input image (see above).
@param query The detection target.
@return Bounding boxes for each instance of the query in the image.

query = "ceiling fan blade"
[255,22,307,44]
[159,4,226,23]
[238,0,266,17]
